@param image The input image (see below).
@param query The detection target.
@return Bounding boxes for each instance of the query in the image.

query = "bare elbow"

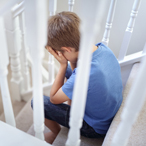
[50,95,55,104]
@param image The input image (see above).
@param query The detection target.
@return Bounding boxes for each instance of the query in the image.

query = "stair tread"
[15,97,33,132]
[0,100,26,122]
[27,124,51,136]
[53,127,104,146]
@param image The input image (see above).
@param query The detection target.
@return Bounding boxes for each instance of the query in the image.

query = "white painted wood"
[48,0,57,84]
[12,1,24,18]
[48,54,54,83]
[49,0,57,16]
[119,51,145,67]
[0,17,15,127]
[102,0,117,46]
[19,12,31,91]
[0,121,51,146]
[4,11,23,101]
[142,42,146,54]
[66,1,105,146]
[118,0,142,61]
[21,82,52,102]
[25,0,47,140]
[0,0,22,16]
[27,53,49,82]
[68,0,75,12]
[111,56,146,146]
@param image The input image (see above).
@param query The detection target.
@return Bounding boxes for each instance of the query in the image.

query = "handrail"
[0,0,22,16]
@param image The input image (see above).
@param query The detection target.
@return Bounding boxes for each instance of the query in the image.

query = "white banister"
[118,0,142,61]
[4,11,23,101]
[111,53,146,146]
[25,0,47,140]
[0,17,16,127]
[102,0,117,46]
[66,1,105,146]
[68,0,75,12]
[48,0,57,84]
[19,12,31,91]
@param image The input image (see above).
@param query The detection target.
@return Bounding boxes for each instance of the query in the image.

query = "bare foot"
[44,131,58,144]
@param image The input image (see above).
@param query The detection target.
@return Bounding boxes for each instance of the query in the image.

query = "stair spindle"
[0,17,16,127]
[25,0,48,140]
[66,1,105,146]
[102,0,117,46]
[68,0,75,12]
[4,11,23,101]
[48,0,57,84]
[19,12,30,92]
[118,0,142,61]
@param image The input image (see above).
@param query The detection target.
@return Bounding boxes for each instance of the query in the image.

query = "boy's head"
[46,11,80,62]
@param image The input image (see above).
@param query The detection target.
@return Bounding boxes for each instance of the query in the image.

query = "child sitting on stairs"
[31,11,123,144]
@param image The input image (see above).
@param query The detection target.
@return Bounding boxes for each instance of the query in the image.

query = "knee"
[43,95,52,108]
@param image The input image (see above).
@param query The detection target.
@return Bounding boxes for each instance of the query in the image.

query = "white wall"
[51,0,146,58]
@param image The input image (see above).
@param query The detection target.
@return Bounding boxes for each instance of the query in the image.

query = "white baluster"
[19,12,30,91]
[68,0,75,12]
[48,0,57,84]
[102,0,117,46]
[49,0,57,16]
[66,1,105,146]
[111,54,146,146]
[0,17,16,127]
[118,0,142,61]
[25,0,47,140]
[4,11,23,101]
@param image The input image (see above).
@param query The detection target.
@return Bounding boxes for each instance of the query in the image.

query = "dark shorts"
[31,95,106,138]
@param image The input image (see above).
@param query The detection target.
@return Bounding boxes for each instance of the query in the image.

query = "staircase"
[1,62,145,146]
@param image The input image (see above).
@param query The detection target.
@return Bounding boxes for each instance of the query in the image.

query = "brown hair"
[46,11,80,52]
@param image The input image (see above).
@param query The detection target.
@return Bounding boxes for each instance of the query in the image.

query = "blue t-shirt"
[62,42,123,134]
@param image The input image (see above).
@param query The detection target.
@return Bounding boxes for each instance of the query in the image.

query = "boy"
[31,11,123,144]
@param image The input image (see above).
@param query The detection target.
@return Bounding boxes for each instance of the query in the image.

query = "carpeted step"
[15,97,33,132]
[102,63,146,146]
[27,124,51,136]
[53,127,104,146]
[0,100,26,122]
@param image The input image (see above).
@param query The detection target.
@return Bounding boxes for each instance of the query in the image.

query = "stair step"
[53,127,104,146]
[0,121,51,146]
[27,124,51,137]
[102,63,146,146]
[0,100,26,122]
[15,97,33,132]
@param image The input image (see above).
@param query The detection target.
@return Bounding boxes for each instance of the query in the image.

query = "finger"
[48,47,59,58]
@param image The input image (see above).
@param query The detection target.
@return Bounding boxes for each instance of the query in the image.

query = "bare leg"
[44,118,61,144]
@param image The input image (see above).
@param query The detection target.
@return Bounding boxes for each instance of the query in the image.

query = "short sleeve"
[62,68,77,100]
[65,63,72,79]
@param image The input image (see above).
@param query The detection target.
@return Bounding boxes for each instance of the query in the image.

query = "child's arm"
[46,47,70,104]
